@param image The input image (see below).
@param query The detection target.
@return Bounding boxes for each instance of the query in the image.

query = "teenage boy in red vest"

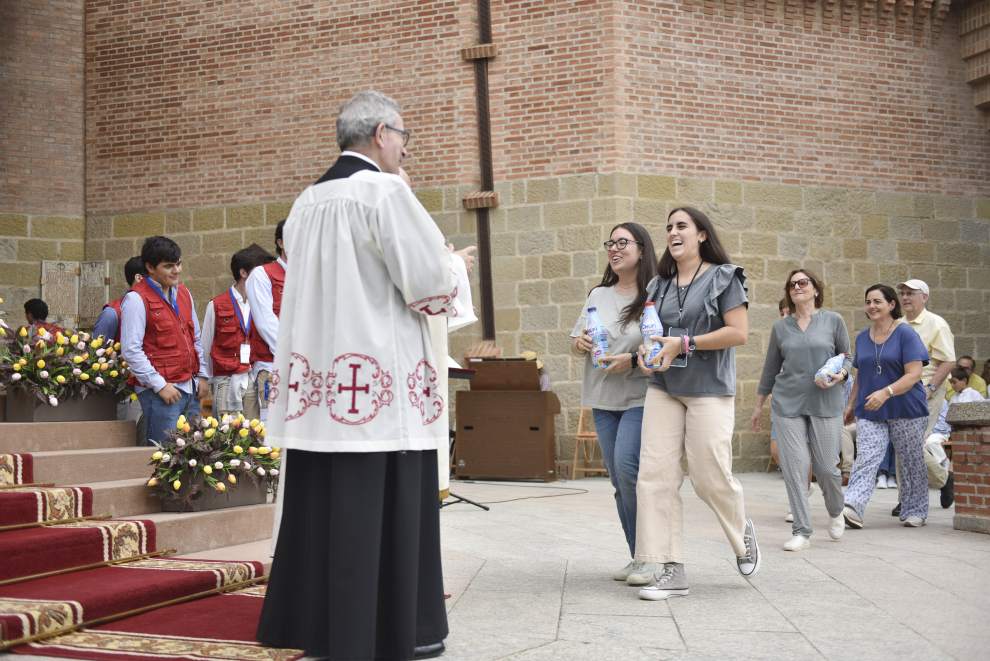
[120,236,208,445]
[23,299,63,333]
[246,219,286,419]
[201,249,273,421]
[93,256,146,344]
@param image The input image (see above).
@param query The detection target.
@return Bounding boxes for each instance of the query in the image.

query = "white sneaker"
[625,562,657,585]
[785,507,793,523]
[876,475,887,489]
[783,535,810,551]
[887,474,898,489]
[904,516,926,527]
[613,560,637,581]
[842,505,863,529]
[828,514,844,540]
[638,563,689,600]
[736,518,761,578]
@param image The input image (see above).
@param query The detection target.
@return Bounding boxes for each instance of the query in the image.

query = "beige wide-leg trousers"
[634,388,747,564]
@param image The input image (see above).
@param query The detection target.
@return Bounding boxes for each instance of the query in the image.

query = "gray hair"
[335,91,401,150]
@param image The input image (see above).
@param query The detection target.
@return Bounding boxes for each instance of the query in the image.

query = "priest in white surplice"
[257,91,469,661]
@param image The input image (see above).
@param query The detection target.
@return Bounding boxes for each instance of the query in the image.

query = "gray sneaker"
[638,563,689,600]
[736,518,761,578]
[624,561,657,585]
[613,560,637,581]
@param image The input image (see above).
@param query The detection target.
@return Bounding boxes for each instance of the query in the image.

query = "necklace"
[872,318,896,375]
[615,282,637,292]
[674,260,704,326]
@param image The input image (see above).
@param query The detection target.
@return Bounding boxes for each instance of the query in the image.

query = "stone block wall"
[420,173,990,471]
[0,214,86,314]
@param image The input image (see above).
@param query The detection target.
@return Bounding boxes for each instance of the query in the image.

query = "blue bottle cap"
[588,307,597,312]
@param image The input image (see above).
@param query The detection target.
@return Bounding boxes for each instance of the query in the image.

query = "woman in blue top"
[842,284,931,528]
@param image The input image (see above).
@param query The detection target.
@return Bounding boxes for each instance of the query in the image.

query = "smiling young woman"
[570,222,658,583]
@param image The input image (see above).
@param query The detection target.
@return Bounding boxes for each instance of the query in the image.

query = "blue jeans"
[592,407,643,557]
[138,387,202,446]
[879,440,896,477]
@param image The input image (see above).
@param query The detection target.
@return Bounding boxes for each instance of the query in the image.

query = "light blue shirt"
[93,305,119,344]
[119,278,207,394]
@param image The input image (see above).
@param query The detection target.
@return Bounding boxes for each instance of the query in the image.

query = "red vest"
[102,298,124,343]
[210,290,251,377]
[134,278,200,384]
[248,261,284,363]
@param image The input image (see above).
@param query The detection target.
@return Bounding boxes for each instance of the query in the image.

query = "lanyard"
[658,261,704,327]
[149,281,179,318]
[229,290,251,335]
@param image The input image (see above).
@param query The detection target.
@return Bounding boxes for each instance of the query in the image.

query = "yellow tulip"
[56,347,64,356]
[81,353,89,361]
[237,414,244,423]
[80,373,89,381]
[249,419,260,428]
[19,358,27,366]
[260,429,266,438]
[228,474,237,484]
[73,356,84,364]
[36,340,45,349]
[270,452,279,460]
[114,342,121,351]
[238,428,249,438]
[19,327,27,337]
[153,451,163,460]
[182,423,191,433]
[71,334,79,344]
[0,328,5,337]
[130,393,138,401]
[56,375,65,383]
[56,332,64,342]
[90,338,102,348]
[12,364,20,372]
[177,414,186,425]
[258,447,270,455]
[274,447,281,452]
[100,363,109,372]
[173,480,181,490]
[233,445,243,454]
[204,465,213,474]
[110,370,118,377]
[148,477,158,486]
[216,482,226,491]
[204,428,215,438]
[36,360,45,369]
[211,417,219,428]
[248,446,258,454]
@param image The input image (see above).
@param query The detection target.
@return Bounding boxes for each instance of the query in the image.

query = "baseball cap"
[896,279,929,295]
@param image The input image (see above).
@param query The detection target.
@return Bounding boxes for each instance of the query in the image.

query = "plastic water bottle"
[586,307,611,370]
[641,302,663,368]
[815,353,846,384]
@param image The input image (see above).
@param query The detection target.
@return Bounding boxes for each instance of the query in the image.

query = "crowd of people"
[571,209,975,602]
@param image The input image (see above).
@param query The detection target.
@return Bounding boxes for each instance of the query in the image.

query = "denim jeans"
[138,386,202,446]
[592,407,643,557]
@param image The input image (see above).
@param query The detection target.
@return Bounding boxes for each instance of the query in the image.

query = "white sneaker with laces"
[887,474,898,489]
[876,475,887,489]
[828,514,844,540]
[783,535,810,551]
[638,563,689,600]
[903,516,926,527]
[625,562,657,585]
[613,560,638,581]
[737,518,761,578]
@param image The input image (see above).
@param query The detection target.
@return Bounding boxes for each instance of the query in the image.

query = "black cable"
[449,480,589,505]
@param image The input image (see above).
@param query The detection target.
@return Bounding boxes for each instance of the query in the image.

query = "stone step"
[31,446,152,485]
[80,477,161,518]
[0,420,138,454]
[178,539,274,574]
[133,498,275,556]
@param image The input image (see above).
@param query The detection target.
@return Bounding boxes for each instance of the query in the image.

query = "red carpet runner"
[0,453,33,485]
[17,583,303,661]
[0,485,94,527]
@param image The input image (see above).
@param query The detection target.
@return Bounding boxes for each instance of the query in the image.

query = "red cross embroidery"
[339,363,370,414]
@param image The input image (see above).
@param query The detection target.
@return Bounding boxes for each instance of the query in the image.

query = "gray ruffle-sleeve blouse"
[757,310,853,418]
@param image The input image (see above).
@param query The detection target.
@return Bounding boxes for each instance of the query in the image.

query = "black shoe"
[414,642,445,659]
[891,502,901,517]
[940,472,955,509]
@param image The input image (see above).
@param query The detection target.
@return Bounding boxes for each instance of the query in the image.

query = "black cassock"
[255,155,448,660]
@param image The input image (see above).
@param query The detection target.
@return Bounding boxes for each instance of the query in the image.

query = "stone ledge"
[946,401,990,428]
[954,513,990,534]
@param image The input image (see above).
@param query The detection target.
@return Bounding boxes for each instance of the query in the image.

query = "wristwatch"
[630,353,638,369]
[926,383,938,393]
[687,336,696,355]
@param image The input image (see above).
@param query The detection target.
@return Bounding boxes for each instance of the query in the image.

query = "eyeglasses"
[383,125,411,147]
[898,291,921,298]
[787,278,811,290]
[604,239,644,250]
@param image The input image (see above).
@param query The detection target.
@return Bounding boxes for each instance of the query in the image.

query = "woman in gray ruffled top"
[632,207,760,602]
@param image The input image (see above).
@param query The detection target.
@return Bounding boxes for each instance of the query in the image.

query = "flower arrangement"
[147,413,280,509]
[0,311,135,406]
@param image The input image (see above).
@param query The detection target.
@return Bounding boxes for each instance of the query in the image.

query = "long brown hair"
[594,222,658,330]
[657,207,732,278]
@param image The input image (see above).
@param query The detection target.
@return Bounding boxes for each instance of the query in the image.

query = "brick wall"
[422,173,990,471]
[949,424,990,533]
[0,0,85,216]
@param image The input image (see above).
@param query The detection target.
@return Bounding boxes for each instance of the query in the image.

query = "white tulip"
[95,377,104,385]
[189,459,197,467]
[214,461,223,469]
[161,453,171,462]
[220,425,229,433]
[11,373,21,381]
[230,459,241,466]
[96,349,106,357]
[77,342,86,350]
[40,370,49,378]
[269,468,279,476]
[73,368,82,375]
[257,467,266,476]
[176,439,186,448]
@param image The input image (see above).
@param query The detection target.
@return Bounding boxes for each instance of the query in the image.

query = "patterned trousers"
[844,417,929,521]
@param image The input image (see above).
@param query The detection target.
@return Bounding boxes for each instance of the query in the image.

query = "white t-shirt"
[571,286,649,411]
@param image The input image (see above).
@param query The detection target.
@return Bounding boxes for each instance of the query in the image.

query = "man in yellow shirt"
[945,356,988,401]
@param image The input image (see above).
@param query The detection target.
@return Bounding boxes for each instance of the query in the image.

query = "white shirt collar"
[341,150,382,171]
[229,285,248,304]
[277,257,287,270]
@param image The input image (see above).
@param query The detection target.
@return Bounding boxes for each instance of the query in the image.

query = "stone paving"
[438,473,990,661]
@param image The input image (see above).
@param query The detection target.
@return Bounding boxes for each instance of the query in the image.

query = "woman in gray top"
[632,207,760,602]
[752,269,851,551]
[571,222,657,584]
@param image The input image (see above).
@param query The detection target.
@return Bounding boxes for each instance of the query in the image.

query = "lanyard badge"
[229,290,252,364]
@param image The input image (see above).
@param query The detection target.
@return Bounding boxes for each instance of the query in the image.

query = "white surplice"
[266,170,468,454]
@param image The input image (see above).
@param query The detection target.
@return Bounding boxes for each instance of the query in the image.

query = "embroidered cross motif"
[326,354,393,425]
[407,286,459,317]
[339,363,370,414]
[406,359,443,425]
[283,354,324,421]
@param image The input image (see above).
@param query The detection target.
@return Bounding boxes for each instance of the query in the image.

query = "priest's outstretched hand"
[449,243,476,276]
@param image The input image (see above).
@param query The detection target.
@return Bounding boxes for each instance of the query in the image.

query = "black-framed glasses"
[383,124,411,147]
[787,278,811,290]
[604,239,643,250]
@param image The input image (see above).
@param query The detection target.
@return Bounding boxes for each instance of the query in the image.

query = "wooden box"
[4,390,117,423]
[160,472,269,512]
[454,360,560,482]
